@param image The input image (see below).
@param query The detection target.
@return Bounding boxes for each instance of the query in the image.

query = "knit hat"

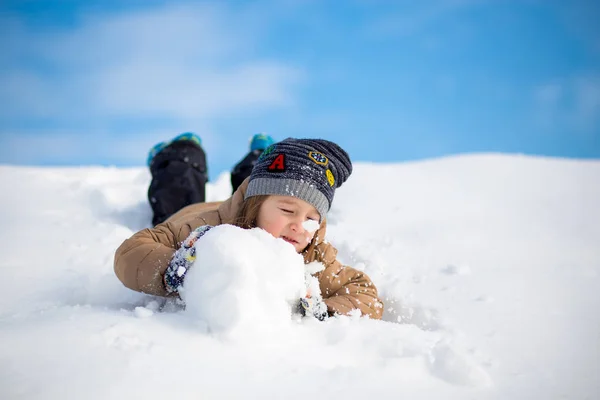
[245,138,352,220]
[250,133,275,151]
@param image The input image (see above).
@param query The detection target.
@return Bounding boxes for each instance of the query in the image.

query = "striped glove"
[296,263,328,321]
[297,290,328,321]
[298,296,328,321]
[164,225,213,293]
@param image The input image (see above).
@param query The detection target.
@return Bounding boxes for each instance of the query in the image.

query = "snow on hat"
[244,138,352,220]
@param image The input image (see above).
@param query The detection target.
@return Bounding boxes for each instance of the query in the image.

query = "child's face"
[256,195,321,253]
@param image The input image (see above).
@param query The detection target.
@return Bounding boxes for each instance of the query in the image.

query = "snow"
[180,225,305,338]
[1,154,599,399]
[302,219,320,232]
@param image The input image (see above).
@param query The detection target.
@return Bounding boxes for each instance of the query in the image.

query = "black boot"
[148,139,208,225]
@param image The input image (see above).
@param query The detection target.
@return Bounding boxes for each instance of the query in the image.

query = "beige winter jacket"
[114,180,383,319]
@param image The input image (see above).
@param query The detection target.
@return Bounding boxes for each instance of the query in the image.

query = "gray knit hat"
[245,138,353,220]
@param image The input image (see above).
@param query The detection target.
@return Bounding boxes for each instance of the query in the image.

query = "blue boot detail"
[172,132,202,147]
[250,133,275,151]
[147,132,202,166]
[147,141,168,167]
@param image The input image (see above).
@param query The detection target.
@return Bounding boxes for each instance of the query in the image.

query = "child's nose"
[289,218,305,233]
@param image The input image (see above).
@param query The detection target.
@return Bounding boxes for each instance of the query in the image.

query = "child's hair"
[232,195,267,229]
[232,195,321,262]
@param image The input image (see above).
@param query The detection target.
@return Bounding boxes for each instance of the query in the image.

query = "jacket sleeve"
[318,255,384,319]
[114,220,194,297]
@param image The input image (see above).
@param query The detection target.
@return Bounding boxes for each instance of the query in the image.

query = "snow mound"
[180,225,305,337]
[1,154,599,399]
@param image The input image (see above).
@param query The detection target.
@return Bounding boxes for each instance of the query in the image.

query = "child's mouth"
[282,236,298,245]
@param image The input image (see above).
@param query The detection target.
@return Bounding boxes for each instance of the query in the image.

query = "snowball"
[302,219,320,233]
[305,261,325,275]
[180,225,307,338]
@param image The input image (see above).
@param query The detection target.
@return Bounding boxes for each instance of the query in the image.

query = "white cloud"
[533,74,600,133]
[574,75,600,123]
[363,0,482,38]
[0,130,203,166]
[534,83,563,106]
[91,61,297,118]
[0,3,301,122]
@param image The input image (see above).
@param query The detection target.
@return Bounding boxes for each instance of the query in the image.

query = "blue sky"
[1,0,599,179]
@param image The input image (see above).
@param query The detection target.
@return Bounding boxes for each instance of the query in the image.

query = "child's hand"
[164,225,213,293]
[297,295,328,321]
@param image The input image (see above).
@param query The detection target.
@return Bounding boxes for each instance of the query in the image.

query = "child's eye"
[280,208,293,214]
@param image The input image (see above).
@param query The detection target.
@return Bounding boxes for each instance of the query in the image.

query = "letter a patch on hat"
[268,154,286,172]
